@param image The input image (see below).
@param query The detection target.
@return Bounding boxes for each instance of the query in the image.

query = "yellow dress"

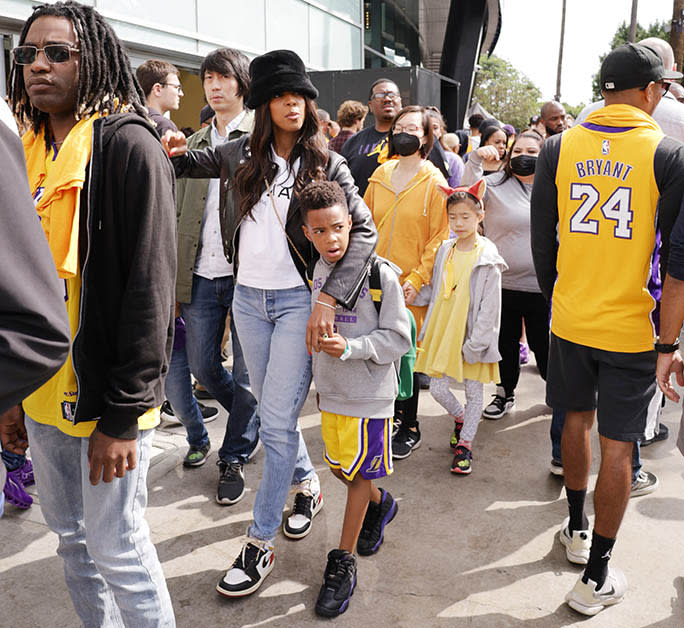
[414,239,500,384]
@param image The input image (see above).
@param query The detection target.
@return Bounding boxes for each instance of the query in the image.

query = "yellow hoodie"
[364,159,448,291]
[364,159,448,332]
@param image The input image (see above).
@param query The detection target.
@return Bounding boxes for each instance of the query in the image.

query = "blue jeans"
[232,283,316,542]
[551,408,641,481]
[25,417,175,627]
[182,274,259,464]
[164,345,209,449]
[1,447,25,471]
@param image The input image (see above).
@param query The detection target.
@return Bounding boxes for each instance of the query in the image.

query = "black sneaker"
[642,423,669,446]
[216,461,245,505]
[216,540,274,597]
[199,401,219,424]
[160,400,181,425]
[482,394,515,420]
[183,442,211,468]
[392,426,421,459]
[357,488,398,556]
[193,382,214,400]
[315,550,357,617]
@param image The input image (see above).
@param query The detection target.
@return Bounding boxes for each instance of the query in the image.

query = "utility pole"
[555,0,566,102]
[673,0,684,71]
[628,0,638,42]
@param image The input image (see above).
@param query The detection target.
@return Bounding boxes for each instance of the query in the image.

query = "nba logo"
[601,140,610,155]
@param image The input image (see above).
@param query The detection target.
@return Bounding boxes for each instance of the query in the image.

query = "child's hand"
[402,281,418,305]
[320,334,347,358]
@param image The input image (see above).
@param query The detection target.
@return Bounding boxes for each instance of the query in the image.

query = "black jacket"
[70,114,177,439]
[0,121,70,413]
[172,134,377,310]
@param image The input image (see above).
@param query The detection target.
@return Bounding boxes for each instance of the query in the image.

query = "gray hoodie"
[418,237,507,364]
[311,256,412,418]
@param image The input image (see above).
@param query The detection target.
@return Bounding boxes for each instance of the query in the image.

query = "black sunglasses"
[12,44,80,65]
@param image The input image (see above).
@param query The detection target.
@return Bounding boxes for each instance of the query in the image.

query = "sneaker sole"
[160,413,182,426]
[282,494,324,539]
[202,411,219,424]
[481,403,514,420]
[549,465,564,477]
[315,575,357,617]
[183,456,209,468]
[216,488,246,506]
[450,465,472,475]
[358,499,398,556]
[558,529,589,565]
[391,439,421,460]
[216,561,274,598]
[566,593,624,616]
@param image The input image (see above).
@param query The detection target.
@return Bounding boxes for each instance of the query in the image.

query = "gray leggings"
[429,375,484,443]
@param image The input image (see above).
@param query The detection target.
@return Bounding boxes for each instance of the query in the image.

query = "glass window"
[265,0,309,64]
[309,8,361,70]
[319,0,362,24]
[197,0,266,51]
[98,0,195,31]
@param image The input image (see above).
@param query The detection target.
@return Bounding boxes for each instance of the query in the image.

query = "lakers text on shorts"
[320,412,393,481]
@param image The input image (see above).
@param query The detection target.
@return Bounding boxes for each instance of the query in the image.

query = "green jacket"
[175,110,254,303]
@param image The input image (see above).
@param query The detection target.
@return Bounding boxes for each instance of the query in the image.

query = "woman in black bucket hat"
[162,49,376,604]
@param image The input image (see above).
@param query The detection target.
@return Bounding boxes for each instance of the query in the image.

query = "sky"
[494,0,675,106]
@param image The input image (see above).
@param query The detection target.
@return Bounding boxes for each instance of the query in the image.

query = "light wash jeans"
[232,283,316,542]
[25,416,175,627]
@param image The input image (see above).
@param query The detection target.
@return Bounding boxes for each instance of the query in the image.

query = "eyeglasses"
[371,91,400,101]
[12,44,80,65]
[640,81,671,95]
[161,83,183,94]
[393,124,422,133]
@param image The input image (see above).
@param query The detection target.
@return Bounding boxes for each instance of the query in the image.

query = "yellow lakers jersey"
[553,104,663,352]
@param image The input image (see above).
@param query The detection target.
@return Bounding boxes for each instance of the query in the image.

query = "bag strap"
[264,176,308,269]
[369,256,383,314]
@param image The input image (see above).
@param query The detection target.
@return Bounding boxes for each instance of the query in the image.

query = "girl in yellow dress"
[414,180,507,474]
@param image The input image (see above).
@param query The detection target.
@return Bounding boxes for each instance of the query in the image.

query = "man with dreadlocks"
[0,2,177,625]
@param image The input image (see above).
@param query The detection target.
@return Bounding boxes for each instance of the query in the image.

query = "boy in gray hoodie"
[300,181,411,618]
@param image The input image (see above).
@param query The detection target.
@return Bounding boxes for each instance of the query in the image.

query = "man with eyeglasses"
[341,78,402,196]
[2,2,176,625]
[531,43,684,616]
[136,59,183,138]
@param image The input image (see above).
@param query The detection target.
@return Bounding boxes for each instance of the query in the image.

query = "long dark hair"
[10,1,147,146]
[234,95,328,221]
[492,130,544,185]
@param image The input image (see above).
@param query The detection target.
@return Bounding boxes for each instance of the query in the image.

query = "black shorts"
[546,333,657,442]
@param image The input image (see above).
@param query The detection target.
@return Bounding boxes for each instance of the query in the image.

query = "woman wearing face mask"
[364,105,449,459]
[461,130,548,420]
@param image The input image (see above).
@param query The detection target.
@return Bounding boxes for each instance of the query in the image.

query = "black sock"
[583,531,615,589]
[565,487,589,533]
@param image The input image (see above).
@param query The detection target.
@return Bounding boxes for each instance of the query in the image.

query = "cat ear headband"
[438,179,486,210]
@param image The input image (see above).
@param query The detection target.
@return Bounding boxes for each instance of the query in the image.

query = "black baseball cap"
[600,43,682,91]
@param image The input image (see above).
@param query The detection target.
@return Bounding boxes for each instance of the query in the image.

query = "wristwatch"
[654,339,680,353]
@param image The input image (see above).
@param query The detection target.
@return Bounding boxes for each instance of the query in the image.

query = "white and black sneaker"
[283,475,323,539]
[161,400,219,425]
[482,388,515,420]
[216,540,275,597]
[391,426,421,459]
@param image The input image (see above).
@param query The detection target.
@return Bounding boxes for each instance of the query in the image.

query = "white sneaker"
[565,567,627,616]
[283,474,323,539]
[558,517,590,564]
[482,387,515,420]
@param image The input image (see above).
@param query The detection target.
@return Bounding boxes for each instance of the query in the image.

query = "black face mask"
[392,132,421,157]
[510,154,537,176]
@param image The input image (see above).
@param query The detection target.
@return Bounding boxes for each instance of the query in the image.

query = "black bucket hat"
[246,49,318,109]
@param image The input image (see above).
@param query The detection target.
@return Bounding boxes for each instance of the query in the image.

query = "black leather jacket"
[172,135,377,310]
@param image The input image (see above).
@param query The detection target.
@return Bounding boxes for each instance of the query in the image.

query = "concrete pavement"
[2,358,684,627]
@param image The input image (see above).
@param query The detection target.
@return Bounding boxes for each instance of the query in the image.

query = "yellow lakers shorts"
[320,412,393,481]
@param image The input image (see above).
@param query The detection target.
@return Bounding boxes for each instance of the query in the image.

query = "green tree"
[591,20,668,101]
[472,54,542,130]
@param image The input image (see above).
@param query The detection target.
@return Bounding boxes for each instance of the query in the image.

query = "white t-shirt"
[194,112,247,279]
[237,147,304,290]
